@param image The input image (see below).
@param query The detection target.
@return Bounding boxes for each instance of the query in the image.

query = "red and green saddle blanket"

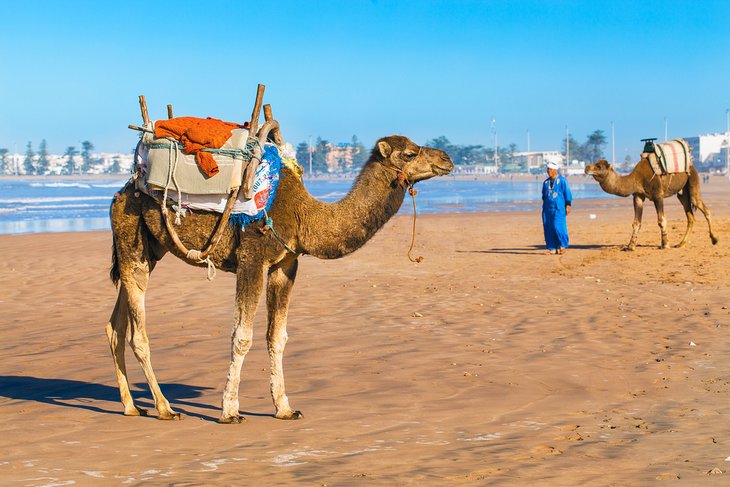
[647,139,692,175]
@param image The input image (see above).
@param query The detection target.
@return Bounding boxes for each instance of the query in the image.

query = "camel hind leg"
[106,289,147,416]
[674,190,695,248]
[686,168,719,246]
[108,188,179,419]
[693,196,719,245]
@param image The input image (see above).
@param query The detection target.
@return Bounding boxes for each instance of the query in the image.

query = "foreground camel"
[107,135,453,423]
[584,158,718,250]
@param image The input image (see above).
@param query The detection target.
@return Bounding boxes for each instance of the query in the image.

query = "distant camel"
[107,135,453,423]
[584,158,718,250]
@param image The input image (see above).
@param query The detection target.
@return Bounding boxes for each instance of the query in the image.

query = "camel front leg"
[675,191,695,248]
[653,198,669,249]
[219,265,265,424]
[625,194,645,251]
[266,258,303,420]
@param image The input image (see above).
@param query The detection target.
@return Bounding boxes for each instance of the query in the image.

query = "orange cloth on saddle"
[154,117,245,177]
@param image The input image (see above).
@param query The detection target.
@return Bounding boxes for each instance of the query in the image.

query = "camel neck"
[600,169,639,197]
[297,161,407,259]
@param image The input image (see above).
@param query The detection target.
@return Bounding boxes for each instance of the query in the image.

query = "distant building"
[2,151,133,175]
[325,142,354,172]
[514,151,564,174]
[452,164,499,175]
[683,132,730,173]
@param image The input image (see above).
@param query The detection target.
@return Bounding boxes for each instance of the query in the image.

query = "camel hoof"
[712,236,719,245]
[276,410,304,420]
[157,411,184,421]
[124,406,148,417]
[622,246,635,252]
[218,415,247,424]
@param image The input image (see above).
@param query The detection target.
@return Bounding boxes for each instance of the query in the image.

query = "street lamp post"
[308,135,312,175]
[611,121,615,164]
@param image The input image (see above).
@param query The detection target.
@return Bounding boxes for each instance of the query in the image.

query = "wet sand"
[1,179,729,485]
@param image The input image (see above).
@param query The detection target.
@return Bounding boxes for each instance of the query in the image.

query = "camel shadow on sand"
[0,375,267,421]
[458,244,610,255]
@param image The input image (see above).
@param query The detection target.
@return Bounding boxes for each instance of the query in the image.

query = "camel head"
[372,135,454,185]
[584,159,614,181]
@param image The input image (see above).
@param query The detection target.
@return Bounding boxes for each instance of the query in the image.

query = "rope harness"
[379,161,424,264]
[259,209,297,254]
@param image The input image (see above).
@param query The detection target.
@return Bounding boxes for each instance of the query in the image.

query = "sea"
[0,176,610,235]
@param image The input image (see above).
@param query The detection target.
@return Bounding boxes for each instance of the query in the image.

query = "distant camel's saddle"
[641,138,692,175]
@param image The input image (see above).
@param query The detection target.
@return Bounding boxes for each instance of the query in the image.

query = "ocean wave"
[0,196,112,204]
[92,182,128,188]
[30,182,93,189]
[1,203,104,212]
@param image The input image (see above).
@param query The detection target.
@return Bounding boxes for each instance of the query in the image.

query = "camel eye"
[403,151,417,160]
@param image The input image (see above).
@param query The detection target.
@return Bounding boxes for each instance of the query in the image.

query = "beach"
[1,180,730,486]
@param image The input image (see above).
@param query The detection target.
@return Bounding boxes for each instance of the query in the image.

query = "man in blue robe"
[542,161,572,254]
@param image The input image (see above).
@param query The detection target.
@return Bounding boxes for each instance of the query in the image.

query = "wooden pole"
[263,104,284,145]
[167,104,174,119]
[243,84,266,198]
[139,95,150,126]
[248,84,265,135]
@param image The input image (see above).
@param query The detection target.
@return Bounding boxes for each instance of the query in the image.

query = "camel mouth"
[432,161,455,175]
[432,164,453,176]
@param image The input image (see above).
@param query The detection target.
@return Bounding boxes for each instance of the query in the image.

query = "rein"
[379,162,424,263]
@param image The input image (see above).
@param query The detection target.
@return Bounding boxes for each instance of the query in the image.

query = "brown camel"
[107,135,454,423]
[584,158,718,250]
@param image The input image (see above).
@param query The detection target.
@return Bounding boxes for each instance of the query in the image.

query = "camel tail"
[110,235,120,287]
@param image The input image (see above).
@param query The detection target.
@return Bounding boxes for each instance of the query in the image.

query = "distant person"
[541,161,572,254]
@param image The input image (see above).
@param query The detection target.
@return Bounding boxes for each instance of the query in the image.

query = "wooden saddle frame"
[129,84,284,264]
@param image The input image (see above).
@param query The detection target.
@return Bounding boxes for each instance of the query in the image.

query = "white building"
[683,132,730,173]
[1,151,134,175]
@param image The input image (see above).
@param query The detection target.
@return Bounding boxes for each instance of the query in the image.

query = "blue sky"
[1,0,728,162]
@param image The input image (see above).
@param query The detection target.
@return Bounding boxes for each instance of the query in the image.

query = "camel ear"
[377,140,392,158]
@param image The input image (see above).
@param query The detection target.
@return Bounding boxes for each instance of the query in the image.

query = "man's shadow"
[458,243,609,255]
[0,375,270,421]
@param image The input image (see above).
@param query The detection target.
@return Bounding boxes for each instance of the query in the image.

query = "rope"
[160,138,180,223]
[377,161,424,263]
[406,185,424,263]
[186,250,217,281]
[261,210,296,254]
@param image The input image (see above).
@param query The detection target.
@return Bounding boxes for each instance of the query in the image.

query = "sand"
[1,178,729,486]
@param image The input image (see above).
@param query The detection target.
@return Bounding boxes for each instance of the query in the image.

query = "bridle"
[378,151,425,264]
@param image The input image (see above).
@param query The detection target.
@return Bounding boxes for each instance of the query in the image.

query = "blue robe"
[542,175,572,251]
